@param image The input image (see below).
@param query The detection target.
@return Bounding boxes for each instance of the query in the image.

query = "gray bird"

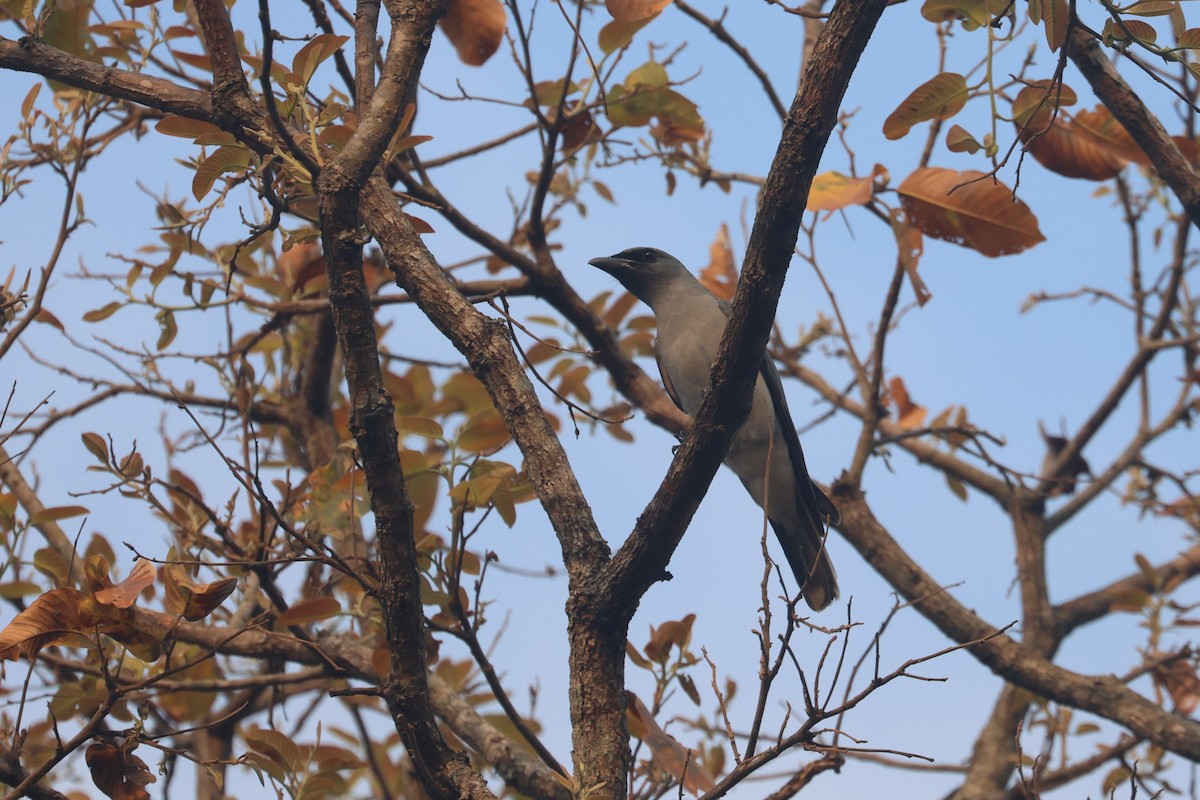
[589,247,840,610]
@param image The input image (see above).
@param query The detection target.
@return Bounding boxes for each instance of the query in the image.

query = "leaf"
[191,145,251,201]
[945,124,981,154]
[887,376,927,429]
[889,208,930,306]
[93,559,156,609]
[807,170,875,212]
[1103,18,1157,45]
[598,16,655,53]
[1011,80,1078,127]
[439,0,506,66]
[1018,115,1124,181]
[1151,653,1200,714]
[1038,0,1069,50]
[897,167,1045,257]
[33,307,64,331]
[290,33,348,86]
[883,72,969,140]
[0,588,91,660]
[163,564,237,621]
[30,505,89,525]
[457,410,512,453]
[83,302,122,322]
[275,597,341,626]
[156,309,178,351]
[155,115,224,140]
[606,0,674,22]
[625,691,716,794]
[86,742,155,800]
[698,224,737,301]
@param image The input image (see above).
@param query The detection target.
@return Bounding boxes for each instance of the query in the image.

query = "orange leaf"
[1018,115,1124,181]
[94,559,156,609]
[887,376,927,430]
[439,0,506,66]
[897,167,1044,257]
[606,0,674,22]
[698,224,737,302]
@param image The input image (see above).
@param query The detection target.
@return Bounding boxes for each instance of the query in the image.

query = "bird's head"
[587,247,689,307]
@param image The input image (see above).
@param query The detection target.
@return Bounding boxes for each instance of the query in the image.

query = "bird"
[589,246,840,611]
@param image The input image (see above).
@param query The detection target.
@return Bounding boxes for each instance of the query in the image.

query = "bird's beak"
[588,256,631,276]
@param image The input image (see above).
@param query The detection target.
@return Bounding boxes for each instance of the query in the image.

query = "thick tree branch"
[832,480,1200,761]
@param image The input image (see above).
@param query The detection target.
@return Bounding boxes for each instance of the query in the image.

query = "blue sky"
[2,1,1198,797]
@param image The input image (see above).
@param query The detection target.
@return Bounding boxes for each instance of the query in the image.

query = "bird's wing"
[714,298,838,523]
[654,347,685,412]
[757,354,840,525]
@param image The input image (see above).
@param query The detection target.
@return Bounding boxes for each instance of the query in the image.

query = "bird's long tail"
[772,485,839,611]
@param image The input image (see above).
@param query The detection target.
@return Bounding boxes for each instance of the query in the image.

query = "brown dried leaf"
[897,167,1044,257]
[86,742,156,800]
[1151,652,1200,714]
[93,559,156,609]
[439,0,506,66]
[0,588,90,660]
[626,692,716,795]
[698,224,737,302]
[889,209,930,306]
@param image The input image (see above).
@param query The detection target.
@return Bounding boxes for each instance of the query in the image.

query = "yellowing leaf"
[883,72,969,140]
[807,170,874,212]
[897,167,1045,257]
[606,0,674,22]
[191,145,252,201]
[30,505,89,525]
[439,0,506,66]
[599,16,655,53]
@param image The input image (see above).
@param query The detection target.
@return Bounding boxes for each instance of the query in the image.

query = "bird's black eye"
[640,248,656,261]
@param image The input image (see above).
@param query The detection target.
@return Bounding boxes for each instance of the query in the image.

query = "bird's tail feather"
[771,499,839,612]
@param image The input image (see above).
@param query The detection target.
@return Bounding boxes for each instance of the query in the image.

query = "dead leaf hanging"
[897,167,1044,257]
